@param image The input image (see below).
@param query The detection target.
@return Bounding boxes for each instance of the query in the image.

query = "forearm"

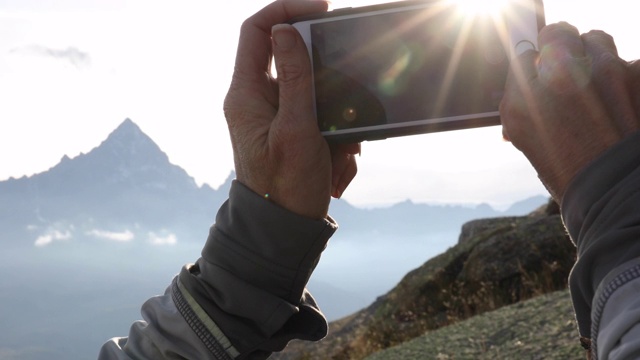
[180,180,335,355]
[98,279,230,359]
[591,259,640,359]
[100,180,335,359]
[562,130,640,358]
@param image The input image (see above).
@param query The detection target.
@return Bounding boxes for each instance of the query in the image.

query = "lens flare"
[448,0,510,17]
[342,107,358,122]
[378,45,413,96]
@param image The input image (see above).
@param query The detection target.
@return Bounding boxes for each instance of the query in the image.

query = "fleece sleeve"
[562,130,640,359]
[98,180,336,359]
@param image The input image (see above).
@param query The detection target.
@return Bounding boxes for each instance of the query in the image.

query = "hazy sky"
[1,0,639,209]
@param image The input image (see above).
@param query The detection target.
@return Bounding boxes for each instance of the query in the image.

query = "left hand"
[223,0,360,220]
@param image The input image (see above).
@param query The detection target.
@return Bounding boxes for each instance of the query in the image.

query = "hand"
[223,0,360,219]
[500,22,640,202]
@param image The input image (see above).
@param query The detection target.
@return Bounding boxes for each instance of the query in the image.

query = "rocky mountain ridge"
[0,118,546,251]
[273,200,578,359]
[0,118,229,248]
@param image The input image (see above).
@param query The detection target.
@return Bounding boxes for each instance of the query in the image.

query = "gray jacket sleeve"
[562,131,640,359]
[99,180,336,359]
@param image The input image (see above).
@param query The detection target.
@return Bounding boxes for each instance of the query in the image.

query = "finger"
[233,0,329,88]
[338,142,362,156]
[330,143,360,198]
[500,49,540,142]
[537,22,590,93]
[271,23,316,136]
[503,49,539,98]
[331,154,358,199]
[538,22,584,56]
[511,47,539,78]
[582,30,618,57]
[224,1,329,136]
[582,30,639,136]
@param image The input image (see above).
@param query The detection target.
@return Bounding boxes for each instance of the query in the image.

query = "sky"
[1,0,639,209]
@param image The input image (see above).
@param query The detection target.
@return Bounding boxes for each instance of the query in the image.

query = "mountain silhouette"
[0,117,547,250]
[0,118,232,248]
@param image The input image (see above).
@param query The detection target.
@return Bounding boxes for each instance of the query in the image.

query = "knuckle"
[592,52,625,73]
[539,53,592,92]
[499,93,531,141]
[539,22,580,43]
[591,52,624,78]
[223,92,252,128]
[583,30,619,56]
[584,29,614,44]
[276,62,305,82]
[223,91,239,124]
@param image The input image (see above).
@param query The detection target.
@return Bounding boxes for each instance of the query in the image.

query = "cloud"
[34,230,72,247]
[148,232,177,246]
[0,347,20,360]
[10,45,91,68]
[86,229,134,242]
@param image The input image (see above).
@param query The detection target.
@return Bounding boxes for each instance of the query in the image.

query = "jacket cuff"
[179,180,335,355]
[562,130,640,338]
[204,180,337,303]
[562,131,640,245]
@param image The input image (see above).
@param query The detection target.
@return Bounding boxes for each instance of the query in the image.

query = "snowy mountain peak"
[98,118,166,164]
[0,118,230,248]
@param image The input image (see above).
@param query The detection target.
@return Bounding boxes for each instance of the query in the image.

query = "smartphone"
[290,0,545,142]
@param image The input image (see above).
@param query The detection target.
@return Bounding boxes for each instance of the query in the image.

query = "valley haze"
[0,119,548,360]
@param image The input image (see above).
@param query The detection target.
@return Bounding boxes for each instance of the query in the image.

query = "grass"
[364,290,584,360]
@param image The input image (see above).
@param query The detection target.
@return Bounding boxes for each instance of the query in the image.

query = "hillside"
[273,200,579,359]
[365,289,582,359]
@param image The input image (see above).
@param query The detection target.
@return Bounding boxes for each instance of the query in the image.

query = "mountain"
[0,118,230,248]
[0,117,551,253]
[0,119,235,360]
[0,117,547,253]
[0,118,551,360]
[328,195,548,240]
[273,200,579,359]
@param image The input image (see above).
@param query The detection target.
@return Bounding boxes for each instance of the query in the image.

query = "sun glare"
[448,0,510,17]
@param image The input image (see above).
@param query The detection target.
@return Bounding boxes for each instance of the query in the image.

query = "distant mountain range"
[0,118,549,360]
[0,117,547,249]
[0,119,230,249]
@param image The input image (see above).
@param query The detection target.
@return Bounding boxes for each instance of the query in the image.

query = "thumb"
[271,24,316,132]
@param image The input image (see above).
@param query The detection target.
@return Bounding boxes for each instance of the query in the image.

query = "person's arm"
[99,181,335,359]
[562,131,640,359]
[500,22,640,359]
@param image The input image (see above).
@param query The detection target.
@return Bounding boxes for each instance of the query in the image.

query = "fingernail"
[272,24,296,51]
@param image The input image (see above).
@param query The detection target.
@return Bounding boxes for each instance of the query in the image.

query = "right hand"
[500,22,640,202]
[223,0,361,220]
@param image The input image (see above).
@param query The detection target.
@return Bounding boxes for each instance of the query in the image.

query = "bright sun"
[448,0,510,17]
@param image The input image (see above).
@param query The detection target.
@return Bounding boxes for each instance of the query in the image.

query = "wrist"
[262,188,330,220]
[236,177,330,220]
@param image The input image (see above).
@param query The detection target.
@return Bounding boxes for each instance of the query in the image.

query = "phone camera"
[342,107,357,122]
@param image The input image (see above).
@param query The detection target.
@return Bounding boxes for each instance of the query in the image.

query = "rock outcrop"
[273,199,576,360]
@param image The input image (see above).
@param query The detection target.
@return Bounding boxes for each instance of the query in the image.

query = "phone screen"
[310,6,508,135]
